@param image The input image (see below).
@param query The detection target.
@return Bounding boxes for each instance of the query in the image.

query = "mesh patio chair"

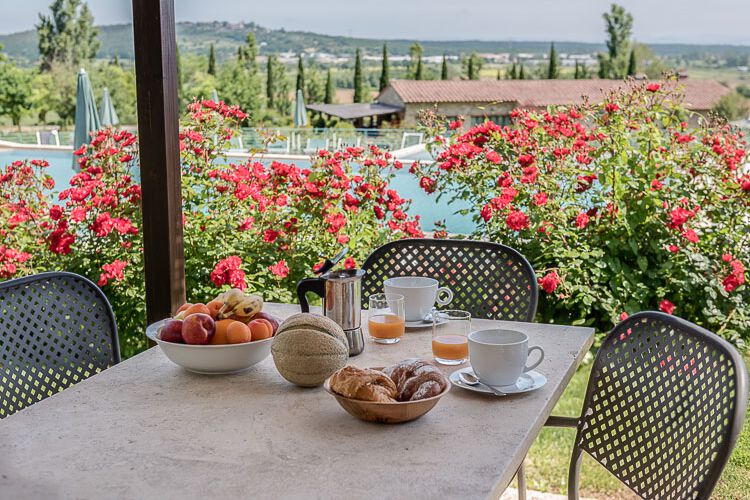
[361,238,538,322]
[537,311,748,500]
[0,272,120,419]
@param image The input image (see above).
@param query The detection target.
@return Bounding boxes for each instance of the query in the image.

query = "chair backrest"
[400,132,424,149]
[569,312,748,500]
[36,130,60,146]
[361,238,538,321]
[0,272,120,419]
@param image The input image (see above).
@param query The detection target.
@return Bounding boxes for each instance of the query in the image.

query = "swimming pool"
[0,149,476,234]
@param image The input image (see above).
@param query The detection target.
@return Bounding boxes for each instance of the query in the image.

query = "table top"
[0,303,594,500]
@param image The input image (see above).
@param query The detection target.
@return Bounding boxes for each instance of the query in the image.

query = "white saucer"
[450,367,547,395]
[404,317,447,329]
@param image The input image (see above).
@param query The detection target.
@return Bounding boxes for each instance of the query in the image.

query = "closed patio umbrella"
[211,88,220,103]
[99,87,119,127]
[73,68,101,164]
[293,89,308,127]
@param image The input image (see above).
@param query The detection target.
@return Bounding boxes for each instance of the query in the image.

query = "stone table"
[0,303,594,500]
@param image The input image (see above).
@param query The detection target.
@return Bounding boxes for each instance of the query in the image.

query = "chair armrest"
[545,415,578,428]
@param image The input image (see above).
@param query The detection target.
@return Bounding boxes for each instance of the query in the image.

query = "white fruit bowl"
[146,319,273,374]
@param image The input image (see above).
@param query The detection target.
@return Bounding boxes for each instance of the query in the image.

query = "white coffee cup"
[383,276,453,322]
[468,329,544,387]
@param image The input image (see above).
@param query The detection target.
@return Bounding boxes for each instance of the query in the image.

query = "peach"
[226,322,252,344]
[248,319,272,341]
[206,300,224,319]
[182,313,216,345]
[175,303,192,315]
[210,319,235,345]
[159,319,184,343]
[182,303,211,319]
[253,312,280,335]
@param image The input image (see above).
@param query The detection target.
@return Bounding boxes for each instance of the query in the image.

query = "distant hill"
[2,21,750,65]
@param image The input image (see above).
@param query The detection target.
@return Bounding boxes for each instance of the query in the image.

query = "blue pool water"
[0,149,476,234]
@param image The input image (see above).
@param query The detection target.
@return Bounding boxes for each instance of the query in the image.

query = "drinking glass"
[368,293,406,344]
[431,309,471,365]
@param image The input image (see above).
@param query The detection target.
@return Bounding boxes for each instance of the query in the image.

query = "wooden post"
[131,0,185,324]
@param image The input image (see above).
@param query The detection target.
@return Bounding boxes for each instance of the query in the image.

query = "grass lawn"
[522,356,750,499]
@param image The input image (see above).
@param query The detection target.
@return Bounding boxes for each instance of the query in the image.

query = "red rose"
[647,83,661,92]
[268,260,290,279]
[533,192,548,206]
[619,312,629,321]
[575,212,590,229]
[480,204,493,222]
[659,299,675,314]
[668,245,679,253]
[344,257,356,270]
[419,176,436,193]
[682,228,699,243]
[506,210,530,231]
[538,271,561,294]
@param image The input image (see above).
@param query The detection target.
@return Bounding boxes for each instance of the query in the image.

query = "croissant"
[383,359,448,401]
[329,366,398,403]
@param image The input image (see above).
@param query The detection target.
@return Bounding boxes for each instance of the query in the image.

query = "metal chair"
[361,238,538,322]
[544,312,748,499]
[0,272,120,419]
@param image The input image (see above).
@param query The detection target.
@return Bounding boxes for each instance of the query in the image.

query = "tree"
[324,68,335,104]
[415,58,424,80]
[266,55,276,109]
[267,56,291,114]
[296,54,305,95]
[713,91,750,121]
[408,43,423,79]
[36,0,100,71]
[737,84,750,99]
[34,63,77,124]
[91,62,137,124]
[240,32,259,73]
[111,54,120,67]
[519,63,526,80]
[176,44,183,102]
[574,61,591,79]
[379,43,390,91]
[466,53,482,80]
[508,62,518,79]
[217,59,261,118]
[441,54,449,80]
[547,42,559,79]
[353,48,365,103]
[305,64,325,104]
[0,62,33,127]
[598,3,633,78]
[496,70,501,80]
[208,44,217,76]
[627,49,637,76]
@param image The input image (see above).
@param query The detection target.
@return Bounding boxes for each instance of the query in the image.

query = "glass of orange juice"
[432,310,471,365]
[368,293,406,344]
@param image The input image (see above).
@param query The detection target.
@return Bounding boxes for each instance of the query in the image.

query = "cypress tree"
[547,42,559,79]
[208,44,216,75]
[237,46,243,62]
[467,57,474,80]
[574,61,581,79]
[112,53,120,67]
[441,54,449,80]
[508,62,517,79]
[415,57,424,80]
[266,55,275,109]
[353,48,364,103]
[627,49,637,76]
[325,68,335,104]
[496,70,501,80]
[519,63,526,80]
[379,43,390,91]
[296,54,305,94]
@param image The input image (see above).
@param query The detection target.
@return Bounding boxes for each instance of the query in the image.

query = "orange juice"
[432,335,469,360]
[368,314,405,339]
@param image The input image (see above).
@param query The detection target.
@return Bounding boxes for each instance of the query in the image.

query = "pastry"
[383,359,448,401]
[329,366,398,403]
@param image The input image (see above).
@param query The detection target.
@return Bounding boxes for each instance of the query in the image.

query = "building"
[309,78,732,128]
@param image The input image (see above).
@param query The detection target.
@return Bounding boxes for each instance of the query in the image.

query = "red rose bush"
[413,78,748,345]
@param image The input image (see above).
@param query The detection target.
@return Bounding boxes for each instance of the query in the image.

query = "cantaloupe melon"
[271,313,349,387]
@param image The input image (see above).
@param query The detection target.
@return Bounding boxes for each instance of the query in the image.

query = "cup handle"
[436,287,453,306]
[524,346,544,372]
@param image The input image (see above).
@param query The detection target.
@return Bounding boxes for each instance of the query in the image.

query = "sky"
[1,0,749,45]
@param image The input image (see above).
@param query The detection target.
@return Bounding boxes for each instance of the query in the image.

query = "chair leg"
[517,462,527,500]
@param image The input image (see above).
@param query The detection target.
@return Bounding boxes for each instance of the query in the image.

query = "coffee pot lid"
[321,268,365,282]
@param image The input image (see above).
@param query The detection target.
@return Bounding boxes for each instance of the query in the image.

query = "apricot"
[226,321,252,344]
[206,299,224,319]
[210,319,235,345]
[175,302,192,315]
[182,303,211,318]
[248,319,272,341]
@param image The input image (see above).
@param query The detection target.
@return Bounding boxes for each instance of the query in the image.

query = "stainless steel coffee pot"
[297,268,365,356]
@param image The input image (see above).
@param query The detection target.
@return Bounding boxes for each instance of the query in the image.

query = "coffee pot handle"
[297,278,326,312]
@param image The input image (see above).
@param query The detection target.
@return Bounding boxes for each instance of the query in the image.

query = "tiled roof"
[385,79,731,110]
[306,103,403,119]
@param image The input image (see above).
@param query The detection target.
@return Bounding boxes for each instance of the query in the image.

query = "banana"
[215,290,263,321]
